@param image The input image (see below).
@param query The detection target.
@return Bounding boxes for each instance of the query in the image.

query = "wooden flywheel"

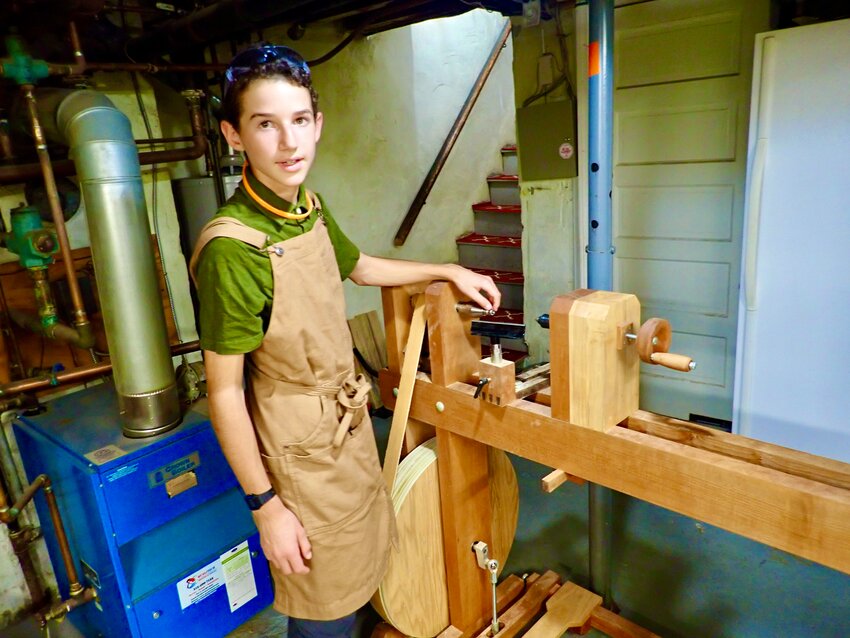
[371,437,519,637]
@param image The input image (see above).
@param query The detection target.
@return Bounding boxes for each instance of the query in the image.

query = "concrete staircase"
[456,145,527,359]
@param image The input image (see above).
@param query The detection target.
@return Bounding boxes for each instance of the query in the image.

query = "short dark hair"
[219,44,319,128]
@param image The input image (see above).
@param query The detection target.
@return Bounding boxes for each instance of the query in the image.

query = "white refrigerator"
[733,19,850,463]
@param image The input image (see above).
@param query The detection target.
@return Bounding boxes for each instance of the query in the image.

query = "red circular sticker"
[559,142,574,160]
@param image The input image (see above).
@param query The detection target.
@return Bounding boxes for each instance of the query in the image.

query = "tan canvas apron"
[191,209,397,620]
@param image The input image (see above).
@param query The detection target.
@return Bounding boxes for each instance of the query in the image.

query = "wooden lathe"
[372,282,850,638]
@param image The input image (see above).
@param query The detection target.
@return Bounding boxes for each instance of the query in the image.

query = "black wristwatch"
[244,486,276,511]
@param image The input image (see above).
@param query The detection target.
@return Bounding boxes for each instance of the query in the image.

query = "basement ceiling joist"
[126,0,524,61]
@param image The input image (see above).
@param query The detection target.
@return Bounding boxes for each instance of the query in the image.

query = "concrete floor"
[5,414,850,638]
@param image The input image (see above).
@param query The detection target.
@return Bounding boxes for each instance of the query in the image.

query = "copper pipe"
[45,22,87,78]
[35,586,97,627]
[43,481,82,595]
[85,61,226,73]
[0,93,208,185]
[0,474,83,596]
[21,86,91,338]
[0,118,14,160]
[0,475,8,511]
[8,308,95,350]
[136,135,194,145]
[3,474,47,522]
[0,339,200,397]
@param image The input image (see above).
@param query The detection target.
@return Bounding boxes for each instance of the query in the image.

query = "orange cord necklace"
[241,162,312,221]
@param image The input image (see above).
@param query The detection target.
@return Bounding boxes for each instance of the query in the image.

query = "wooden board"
[590,606,662,638]
[372,438,519,637]
[627,410,850,491]
[378,372,850,576]
[523,582,601,638]
[348,310,388,410]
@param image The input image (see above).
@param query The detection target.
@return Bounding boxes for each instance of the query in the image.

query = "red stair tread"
[487,173,519,182]
[456,232,521,248]
[470,268,524,285]
[472,201,521,214]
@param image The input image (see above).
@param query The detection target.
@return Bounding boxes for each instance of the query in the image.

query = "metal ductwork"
[37,89,180,438]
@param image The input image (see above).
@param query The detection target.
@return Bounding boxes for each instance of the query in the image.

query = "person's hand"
[446,264,501,311]
[252,497,312,575]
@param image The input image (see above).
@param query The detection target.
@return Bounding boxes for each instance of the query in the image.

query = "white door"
[608,0,769,421]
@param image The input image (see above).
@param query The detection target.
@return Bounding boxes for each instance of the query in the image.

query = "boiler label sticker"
[148,452,201,488]
[220,540,258,613]
[84,445,127,465]
[105,463,139,483]
[177,559,222,610]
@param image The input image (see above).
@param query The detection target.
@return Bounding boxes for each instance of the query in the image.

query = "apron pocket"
[262,414,384,535]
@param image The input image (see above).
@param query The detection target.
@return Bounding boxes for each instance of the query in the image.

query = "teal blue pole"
[587,0,615,609]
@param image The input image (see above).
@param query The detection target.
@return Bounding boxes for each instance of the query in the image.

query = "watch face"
[245,488,275,510]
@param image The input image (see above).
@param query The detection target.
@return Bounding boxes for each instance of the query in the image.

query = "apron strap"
[187,190,322,287]
[250,362,371,450]
[332,374,372,448]
[382,294,426,490]
[188,216,268,287]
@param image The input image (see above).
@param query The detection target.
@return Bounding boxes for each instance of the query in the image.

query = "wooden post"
[426,281,481,386]
[426,282,492,631]
[549,289,593,422]
[550,290,640,431]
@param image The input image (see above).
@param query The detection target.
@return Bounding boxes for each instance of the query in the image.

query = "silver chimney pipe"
[41,89,180,437]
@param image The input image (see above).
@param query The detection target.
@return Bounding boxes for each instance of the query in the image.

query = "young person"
[190,44,500,637]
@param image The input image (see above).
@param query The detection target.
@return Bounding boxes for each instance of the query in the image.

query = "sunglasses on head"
[224,44,310,87]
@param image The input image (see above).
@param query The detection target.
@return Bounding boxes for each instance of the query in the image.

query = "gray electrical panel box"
[516,99,578,181]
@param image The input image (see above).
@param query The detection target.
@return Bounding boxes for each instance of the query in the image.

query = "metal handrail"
[393,19,512,246]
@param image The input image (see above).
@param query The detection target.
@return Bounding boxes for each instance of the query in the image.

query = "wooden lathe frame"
[377,282,850,636]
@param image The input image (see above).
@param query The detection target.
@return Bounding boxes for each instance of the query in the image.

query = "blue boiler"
[13,383,274,637]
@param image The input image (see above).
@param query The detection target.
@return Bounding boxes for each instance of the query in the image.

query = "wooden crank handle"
[636,317,671,362]
[649,352,695,372]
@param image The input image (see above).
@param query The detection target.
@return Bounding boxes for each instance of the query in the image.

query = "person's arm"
[205,349,312,575]
[348,253,501,311]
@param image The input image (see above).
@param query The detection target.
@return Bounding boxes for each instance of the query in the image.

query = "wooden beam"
[589,607,663,638]
[627,410,850,491]
[378,372,850,575]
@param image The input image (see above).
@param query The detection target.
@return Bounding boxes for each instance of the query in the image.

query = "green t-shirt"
[195,172,360,355]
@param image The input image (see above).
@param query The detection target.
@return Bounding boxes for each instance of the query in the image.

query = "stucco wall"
[261,9,516,318]
[512,10,580,362]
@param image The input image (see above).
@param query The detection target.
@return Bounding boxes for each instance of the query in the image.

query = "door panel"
[612,0,769,420]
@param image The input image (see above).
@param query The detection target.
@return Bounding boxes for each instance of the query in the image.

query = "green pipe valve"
[1,36,50,85]
[4,204,59,269]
